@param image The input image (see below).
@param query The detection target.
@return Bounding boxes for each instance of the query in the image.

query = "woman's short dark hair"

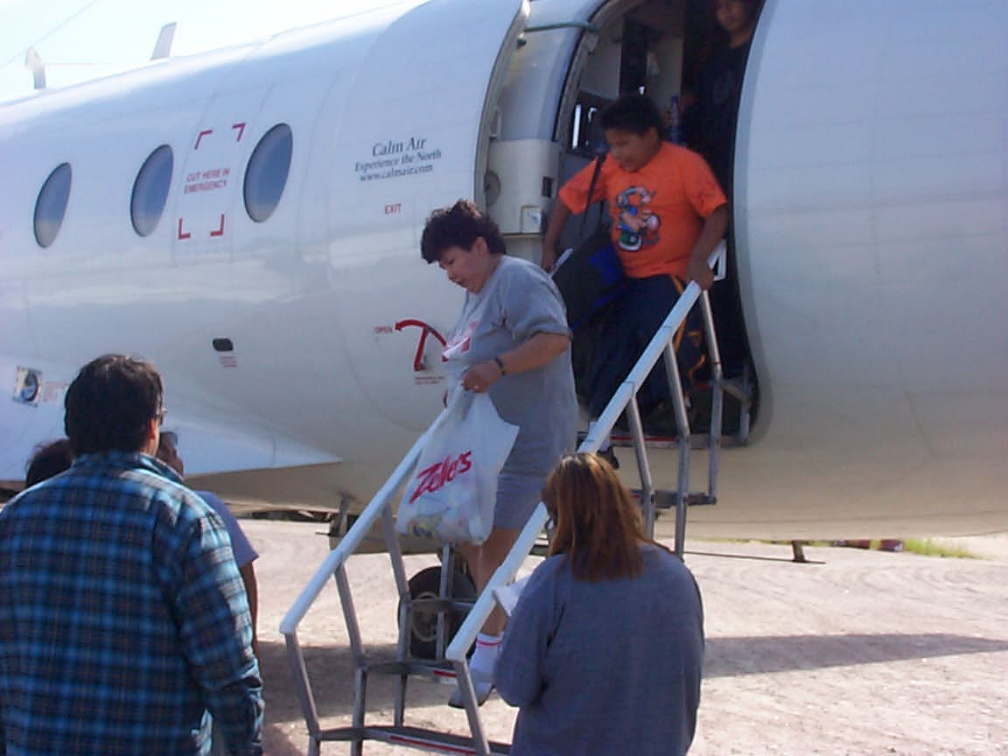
[600,94,664,137]
[420,200,506,263]
[64,354,163,456]
[25,439,74,487]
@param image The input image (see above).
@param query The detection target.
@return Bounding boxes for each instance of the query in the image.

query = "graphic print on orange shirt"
[615,185,661,252]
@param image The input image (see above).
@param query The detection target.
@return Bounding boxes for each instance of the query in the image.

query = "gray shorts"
[494,470,548,531]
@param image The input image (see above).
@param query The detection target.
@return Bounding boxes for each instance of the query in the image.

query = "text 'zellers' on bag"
[396,391,518,545]
[409,452,472,504]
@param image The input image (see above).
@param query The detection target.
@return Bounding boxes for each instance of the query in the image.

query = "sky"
[0,0,422,103]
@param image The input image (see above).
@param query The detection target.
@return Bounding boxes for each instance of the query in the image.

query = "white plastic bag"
[397,391,519,545]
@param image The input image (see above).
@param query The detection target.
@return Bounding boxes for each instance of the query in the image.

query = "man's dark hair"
[420,200,507,263]
[600,94,664,137]
[64,355,163,455]
[25,439,74,487]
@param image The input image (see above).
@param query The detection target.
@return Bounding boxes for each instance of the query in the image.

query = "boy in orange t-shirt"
[543,94,728,429]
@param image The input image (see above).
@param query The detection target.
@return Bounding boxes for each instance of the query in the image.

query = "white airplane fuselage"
[1,0,1006,539]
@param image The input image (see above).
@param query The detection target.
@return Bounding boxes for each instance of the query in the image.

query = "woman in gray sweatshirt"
[496,453,705,755]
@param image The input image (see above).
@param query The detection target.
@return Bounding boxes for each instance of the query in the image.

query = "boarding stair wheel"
[400,557,477,659]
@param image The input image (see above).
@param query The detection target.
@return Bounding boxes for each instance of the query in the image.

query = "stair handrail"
[279,406,459,747]
[279,242,725,755]
[279,407,454,635]
[444,243,725,672]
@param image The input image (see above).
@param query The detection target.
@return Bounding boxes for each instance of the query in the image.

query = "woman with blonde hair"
[496,453,704,755]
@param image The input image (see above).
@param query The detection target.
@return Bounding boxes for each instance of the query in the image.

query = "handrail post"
[435,543,455,660]
[284,631,322,738]
[625,394,656,537]
[380,505,410,728]
[699,290,724,501]
[453,661,492,756]
[663,342,691,559]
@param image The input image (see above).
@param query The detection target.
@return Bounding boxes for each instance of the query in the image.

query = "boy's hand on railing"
[541,244,557,272]
[687,257,715,291]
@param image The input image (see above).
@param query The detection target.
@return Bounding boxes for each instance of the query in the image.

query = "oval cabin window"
[244,124,293,223]
[131,145,174,237]
[34,162,72,248]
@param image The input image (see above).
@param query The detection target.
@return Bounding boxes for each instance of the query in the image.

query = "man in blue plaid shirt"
[0,355,263,755]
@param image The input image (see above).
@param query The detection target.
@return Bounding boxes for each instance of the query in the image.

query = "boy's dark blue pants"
[588,274,706,419]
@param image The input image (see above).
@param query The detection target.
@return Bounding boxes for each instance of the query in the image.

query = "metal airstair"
[280,243,749,754]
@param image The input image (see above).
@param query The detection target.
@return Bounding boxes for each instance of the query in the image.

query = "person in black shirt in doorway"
[678,0,763,381]
[683,0,760,194]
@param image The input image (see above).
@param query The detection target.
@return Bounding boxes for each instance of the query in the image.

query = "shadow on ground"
[258,632,1008,753]
[260,636,489,754]
[705,633,1008,678]
[260,637,460,717]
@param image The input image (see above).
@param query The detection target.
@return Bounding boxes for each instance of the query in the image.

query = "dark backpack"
[551,154,625,332]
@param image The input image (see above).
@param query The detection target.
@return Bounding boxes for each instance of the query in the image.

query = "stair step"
[606,432,747,449]
[410,597,476,614]
[365,659,456,682]
[632,490,717,509]
[658,491,717,508]
[316,725,511,754]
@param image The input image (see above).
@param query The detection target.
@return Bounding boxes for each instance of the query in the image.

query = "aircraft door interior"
[478,0,763,433]
[555,0,760,434]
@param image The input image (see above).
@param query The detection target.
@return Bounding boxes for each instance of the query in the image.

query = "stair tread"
[316,724,511,754]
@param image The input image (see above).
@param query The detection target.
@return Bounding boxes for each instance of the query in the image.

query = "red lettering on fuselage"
[409,451,473,503]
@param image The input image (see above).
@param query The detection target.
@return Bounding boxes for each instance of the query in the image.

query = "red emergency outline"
[232,122,246,142]
[194,129,213,149]
[210,214,225,238]
[395,319,447,372]
[177,218,191,240]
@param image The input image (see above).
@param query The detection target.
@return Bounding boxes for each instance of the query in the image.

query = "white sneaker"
[448,671,493,709]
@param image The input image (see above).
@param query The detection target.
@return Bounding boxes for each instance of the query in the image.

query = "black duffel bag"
[551,154,625,332]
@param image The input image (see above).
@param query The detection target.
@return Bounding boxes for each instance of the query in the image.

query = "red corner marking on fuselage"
[232,122,246,142]
[194,129,213,150]
[210,214,225,237]
[177,218,191,240]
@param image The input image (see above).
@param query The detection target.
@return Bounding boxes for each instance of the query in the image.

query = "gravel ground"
[246,520,1008,755]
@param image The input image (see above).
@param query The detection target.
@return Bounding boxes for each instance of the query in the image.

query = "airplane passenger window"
[34,162,72,248]
[131,145,174,237]
[244,123,293,223]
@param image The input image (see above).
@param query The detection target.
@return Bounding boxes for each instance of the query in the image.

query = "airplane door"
[326,0,531,440]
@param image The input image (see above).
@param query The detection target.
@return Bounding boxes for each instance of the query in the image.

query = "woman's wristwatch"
[493,356,507,376]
